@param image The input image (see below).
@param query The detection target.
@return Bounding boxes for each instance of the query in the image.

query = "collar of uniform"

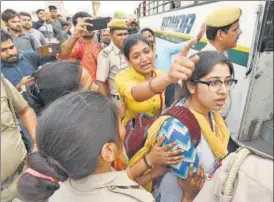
[110,41,121,55]
[204,42,228,57]
[68,171,138,192]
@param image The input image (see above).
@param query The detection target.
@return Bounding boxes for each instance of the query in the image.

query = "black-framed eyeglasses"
[191,79,238,93]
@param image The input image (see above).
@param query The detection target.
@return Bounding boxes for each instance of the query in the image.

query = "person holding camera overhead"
[57,12,103,82]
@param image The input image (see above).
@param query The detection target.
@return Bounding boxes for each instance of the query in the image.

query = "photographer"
[57,12,103,82]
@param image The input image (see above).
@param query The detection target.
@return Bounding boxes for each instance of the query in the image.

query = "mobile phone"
[84,17,111,31]
[37,43,61,57]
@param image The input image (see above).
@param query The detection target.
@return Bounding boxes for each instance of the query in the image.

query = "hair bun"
[18,152,65,202]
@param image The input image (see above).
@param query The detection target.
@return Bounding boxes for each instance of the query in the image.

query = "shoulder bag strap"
[163,106,202,147]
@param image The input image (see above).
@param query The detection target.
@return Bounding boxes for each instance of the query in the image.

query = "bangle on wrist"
[143,155,152,169]
[148,77,164,94]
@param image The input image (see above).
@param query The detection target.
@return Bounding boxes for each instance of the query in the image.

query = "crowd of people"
[1,4,273,202]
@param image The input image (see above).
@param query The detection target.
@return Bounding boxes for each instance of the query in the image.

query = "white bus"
[135,1,273,157]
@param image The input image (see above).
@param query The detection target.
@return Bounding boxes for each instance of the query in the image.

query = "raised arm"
[169,23,206,56]
[115,41,199,103]
[57,19,91,60]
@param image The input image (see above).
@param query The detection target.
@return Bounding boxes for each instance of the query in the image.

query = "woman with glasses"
[153,50,238,202]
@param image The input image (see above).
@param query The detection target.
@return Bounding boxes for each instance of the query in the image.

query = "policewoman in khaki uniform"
[202,7,242,119]
[17,91,154,202]
[1,76,37,202]
[96,19,129,104]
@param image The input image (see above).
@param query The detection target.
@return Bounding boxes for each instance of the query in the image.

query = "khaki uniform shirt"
[202,43,231,118]
[194,150,273,202]
[96,42,129,95]
[49,171,154,202]
[1,77,27,182]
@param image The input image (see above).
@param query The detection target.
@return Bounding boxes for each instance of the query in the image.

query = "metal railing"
[136,1,220,19]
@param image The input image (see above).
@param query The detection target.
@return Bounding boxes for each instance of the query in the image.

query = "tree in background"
[113,11,126,19]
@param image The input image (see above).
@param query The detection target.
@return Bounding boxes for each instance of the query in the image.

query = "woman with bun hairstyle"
[18,91,204,202]
[23,60,98,116]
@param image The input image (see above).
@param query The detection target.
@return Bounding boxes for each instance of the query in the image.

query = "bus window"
[152,1,158,15]
[158,1,164,13]
[145,1,149,16]
[170,1,181,9]
[164,1,171,12]
[180,1,196,7]
[260,1,273,52]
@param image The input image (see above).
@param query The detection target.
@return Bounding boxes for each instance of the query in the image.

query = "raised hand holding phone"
[72,17,94,39]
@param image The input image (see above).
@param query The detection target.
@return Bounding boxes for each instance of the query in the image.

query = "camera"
[84,19,94,32]
[84,17,111,32]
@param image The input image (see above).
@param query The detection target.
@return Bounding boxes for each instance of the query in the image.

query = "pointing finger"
[189,55,200,64]
[181,38,197,57]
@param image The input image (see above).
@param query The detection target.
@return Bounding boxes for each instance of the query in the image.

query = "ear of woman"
[186,81,195,94]
[101,143,118,162]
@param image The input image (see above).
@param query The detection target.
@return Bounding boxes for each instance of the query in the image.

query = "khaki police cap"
[205,7,242,27]
[108,19,128,30]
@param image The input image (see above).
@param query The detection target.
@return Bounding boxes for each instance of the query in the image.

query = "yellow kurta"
[115,67,164,125]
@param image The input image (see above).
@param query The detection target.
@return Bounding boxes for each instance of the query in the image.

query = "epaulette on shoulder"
[101,46,113,57]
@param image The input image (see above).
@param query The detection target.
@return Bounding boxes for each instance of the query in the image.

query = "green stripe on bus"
[155,33,249,67]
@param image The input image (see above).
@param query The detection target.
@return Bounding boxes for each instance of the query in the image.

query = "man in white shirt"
[203,7,242,119]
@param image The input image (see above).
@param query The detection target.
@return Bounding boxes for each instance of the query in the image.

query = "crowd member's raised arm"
[169,23,206,56]
[57,19,91,60]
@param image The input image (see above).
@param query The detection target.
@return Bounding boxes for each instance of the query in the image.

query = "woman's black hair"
[178,50,235,99]
[140,27,155,37]
[18,91,119,202]
[24,61,83,116]
[122,33,150,60]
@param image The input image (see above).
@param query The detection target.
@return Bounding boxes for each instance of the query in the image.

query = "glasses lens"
[229,79,237,90]
[209,80,222,92]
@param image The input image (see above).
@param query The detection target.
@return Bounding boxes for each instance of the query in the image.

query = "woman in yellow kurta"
[115,34,198,125]
[113,34,202,188]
